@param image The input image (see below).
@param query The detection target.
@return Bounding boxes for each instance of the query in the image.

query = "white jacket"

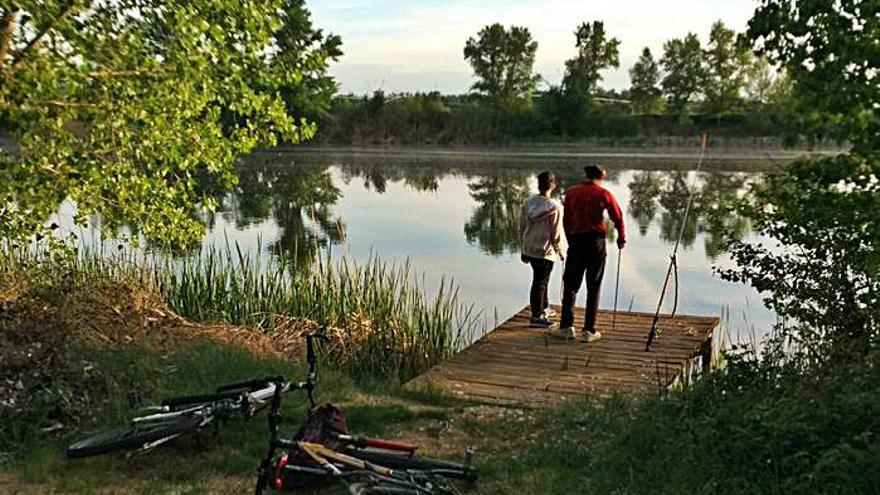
[520,195,567,261]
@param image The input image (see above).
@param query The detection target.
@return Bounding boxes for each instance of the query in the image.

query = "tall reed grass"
[1,242,474,381]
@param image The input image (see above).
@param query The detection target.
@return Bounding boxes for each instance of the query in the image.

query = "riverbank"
[3,272,877,494]
[256,143,839,173]
[2,133,843,168]
[2,250,878,494]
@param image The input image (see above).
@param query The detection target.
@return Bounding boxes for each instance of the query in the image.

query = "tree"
[741,58,800,139]
[722,154,880,357]
[273,0,343,127]
[743,56,775,104]
[661,33,703,117]
[562,21,620,98]
[721,1,880,360]
[542,21,620,136]
[629,47,663,114]
[463,23,540,104]
[746,0,879,151]
[702,20,750,116]
[0,0,339,248]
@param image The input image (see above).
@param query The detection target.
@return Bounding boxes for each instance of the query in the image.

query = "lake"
[195,148,780,344]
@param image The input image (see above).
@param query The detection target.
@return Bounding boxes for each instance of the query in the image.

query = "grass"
[8,342,879,494]
[151,246,472,380]
[12,341,324,490]
[8,341,453,494]
[467,352,880,495]
[0,246,475,493]
[4,241,474,382]
[3,245,878,494]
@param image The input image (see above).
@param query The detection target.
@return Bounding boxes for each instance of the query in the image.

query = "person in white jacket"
[520,171,568,328]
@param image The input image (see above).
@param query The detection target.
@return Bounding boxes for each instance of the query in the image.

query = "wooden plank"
[424,367,652,394]
[504,317,715,341]
[508,309,718,327]
[472,332,706,353]
[428,358,667,385]
[514,306,720,327]
[406,305,720,407]
[438,350,685,377]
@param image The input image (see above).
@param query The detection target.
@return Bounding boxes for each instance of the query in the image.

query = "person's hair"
[537,171,556,193]
[583,165,605,180]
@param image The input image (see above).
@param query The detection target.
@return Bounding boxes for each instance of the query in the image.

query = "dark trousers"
[527,257,554,318]
[560,233,607,331]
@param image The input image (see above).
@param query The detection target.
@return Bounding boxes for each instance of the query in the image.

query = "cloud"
[309,0,757,94]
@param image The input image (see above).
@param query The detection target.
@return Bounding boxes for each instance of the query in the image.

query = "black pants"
[560,233,607,331]
[527,257,554,318]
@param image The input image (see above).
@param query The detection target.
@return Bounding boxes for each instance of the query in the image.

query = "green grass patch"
[469,355,880,495]
[5,242,475,382]
[344,403,449,438]
[6,339,358,492]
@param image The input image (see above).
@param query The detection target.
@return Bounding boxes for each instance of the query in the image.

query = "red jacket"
[562,182,626,240]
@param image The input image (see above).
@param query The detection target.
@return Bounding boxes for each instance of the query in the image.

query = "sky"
[307,0,758,96]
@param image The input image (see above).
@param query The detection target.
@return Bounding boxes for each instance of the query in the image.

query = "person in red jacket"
[553,165,626,342]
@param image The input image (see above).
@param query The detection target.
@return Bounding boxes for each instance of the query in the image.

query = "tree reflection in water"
[628,171,663,236]
[338,162,442,193]
[697,172,750,260]
[219,163,344,268]
[464,175,531,256]
[212,155,754,265]
[627,169,750,259]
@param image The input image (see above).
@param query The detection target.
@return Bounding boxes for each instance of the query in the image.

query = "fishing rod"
[612,246,622,334]
[645,133,708,352]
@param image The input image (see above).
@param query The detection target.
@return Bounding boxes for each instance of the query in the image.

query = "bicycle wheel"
[66,416,202,458]
[350,450,477,481]
[346,482,421,495]
[345,473,461,495]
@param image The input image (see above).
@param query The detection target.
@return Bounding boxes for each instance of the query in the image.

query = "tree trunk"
[11,3,77,69]
[0,8,20,73]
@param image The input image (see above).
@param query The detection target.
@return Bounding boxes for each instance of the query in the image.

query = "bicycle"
[66,334,327,459]
[253,342,477,495]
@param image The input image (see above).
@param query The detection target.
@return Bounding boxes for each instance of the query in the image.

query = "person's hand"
[617,238,626,250]
[520,253,530,264]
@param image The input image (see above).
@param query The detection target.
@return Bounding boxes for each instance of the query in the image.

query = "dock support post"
[700,336,714,374]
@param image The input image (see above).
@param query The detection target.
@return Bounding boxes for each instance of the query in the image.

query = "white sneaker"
[581,330,602,343]
[550,326,576,340]
[542,308,557,319]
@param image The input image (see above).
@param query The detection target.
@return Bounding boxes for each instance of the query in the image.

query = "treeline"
[314,20,800,146]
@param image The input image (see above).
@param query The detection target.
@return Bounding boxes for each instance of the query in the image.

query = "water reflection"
[225,155,753,264]
[217,162,344,267]
[628,171,663,236]
[463,175,530,256]
[336,162,447,194]
[184,151,781,340]
[627,170,751,260]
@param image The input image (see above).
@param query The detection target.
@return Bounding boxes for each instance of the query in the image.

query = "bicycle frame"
[135,333,325,427]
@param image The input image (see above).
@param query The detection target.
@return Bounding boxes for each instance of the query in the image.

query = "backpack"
[291,402,349,450]
[276,403,350,490]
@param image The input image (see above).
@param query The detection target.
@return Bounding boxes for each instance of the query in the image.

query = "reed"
[1,242,474,381]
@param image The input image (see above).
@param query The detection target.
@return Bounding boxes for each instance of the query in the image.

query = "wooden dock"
[407,305,720,407]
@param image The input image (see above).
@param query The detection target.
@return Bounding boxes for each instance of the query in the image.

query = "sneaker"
[530,317,557,329]
[581,330,602,343]
[541,308,557,319]
[549,326,576,340]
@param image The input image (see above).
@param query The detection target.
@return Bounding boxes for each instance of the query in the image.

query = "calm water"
[195,149,777,343]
